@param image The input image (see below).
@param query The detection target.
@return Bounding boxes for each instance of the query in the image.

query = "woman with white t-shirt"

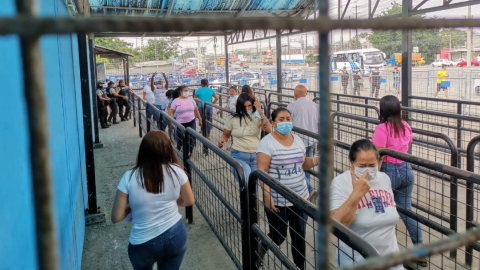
[330,139,403,270]
[111,131,194,270]
[256,107,319,270]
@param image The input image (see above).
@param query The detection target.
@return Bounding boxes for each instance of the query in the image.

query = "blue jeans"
[230,149,256,186]
[304,144,315,193]
[128,219,187,270]
[199,106,213,136]
[381,162,423,244]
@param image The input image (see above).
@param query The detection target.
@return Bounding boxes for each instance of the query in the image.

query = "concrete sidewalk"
[81,119,237,270]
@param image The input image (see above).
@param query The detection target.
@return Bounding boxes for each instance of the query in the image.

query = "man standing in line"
[96,81,111,129]
[434,64,449,99]
[286,85,319,202]
[194,79,219,139]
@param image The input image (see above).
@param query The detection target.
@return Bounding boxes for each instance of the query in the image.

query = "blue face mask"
[276,122,293,135]
[247,109,253,114]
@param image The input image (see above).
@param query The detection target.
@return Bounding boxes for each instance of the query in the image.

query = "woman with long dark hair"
[218,93,271,183]
[371,95,426,267]
[111,131,194,270]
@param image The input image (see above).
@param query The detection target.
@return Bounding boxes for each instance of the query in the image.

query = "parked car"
[456,58,480,67]
[431,59,454,67]
[451,58,464,66]
[179,69,197,75]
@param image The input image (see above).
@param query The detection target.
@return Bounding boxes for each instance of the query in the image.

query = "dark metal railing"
[465,135,480,265]
[247,169,380,269]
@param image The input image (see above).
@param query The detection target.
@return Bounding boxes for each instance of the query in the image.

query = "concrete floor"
[81,118,237,270]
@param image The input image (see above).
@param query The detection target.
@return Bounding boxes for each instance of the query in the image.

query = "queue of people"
[108,78,426,270]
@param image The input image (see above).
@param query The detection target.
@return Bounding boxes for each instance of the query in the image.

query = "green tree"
[365,3,442,63]
[439,28,467,49]
[142,37,181,61]
[95,37,140,64]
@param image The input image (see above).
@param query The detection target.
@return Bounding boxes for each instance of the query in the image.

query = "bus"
[330,48,384,74]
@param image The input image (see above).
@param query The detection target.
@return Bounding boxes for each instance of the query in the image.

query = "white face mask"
[354,166,378,181]
[182,91,189,97]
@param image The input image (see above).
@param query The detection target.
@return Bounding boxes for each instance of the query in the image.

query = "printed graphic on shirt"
[357,189,395,212]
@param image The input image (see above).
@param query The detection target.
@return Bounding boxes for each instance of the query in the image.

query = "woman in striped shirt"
[256,107,319,270]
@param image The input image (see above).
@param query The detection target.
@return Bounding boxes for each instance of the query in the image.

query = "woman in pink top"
[169,86,203,159]
[371,95,426,267]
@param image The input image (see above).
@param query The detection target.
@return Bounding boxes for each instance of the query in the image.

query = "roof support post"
[275,29,282,94]
[88,34,100,145]
[401,0,412,110]
[369,0,380,19]
[225,35,230,86]
[316,0,332,268]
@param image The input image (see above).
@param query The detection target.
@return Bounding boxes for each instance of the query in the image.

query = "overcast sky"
[120,0,479,55]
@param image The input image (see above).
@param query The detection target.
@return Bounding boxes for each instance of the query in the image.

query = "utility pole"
[154,37,158,60]
[287,35,291,64]
[141,36,144,62]
[339,0,343,50]
[213,37,218,71]
[467,4,472,67]
[197,37,201,70]
[355,3,359,49]
[348,16,352,49]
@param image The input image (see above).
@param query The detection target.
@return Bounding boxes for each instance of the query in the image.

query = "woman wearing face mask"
[371,95,426,267]
[330,139,402,270]
[169,86,202,159]
[255,107,319,269]
[218,93,271,184]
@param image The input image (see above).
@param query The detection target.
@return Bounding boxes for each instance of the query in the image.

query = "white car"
[431,59,454,67]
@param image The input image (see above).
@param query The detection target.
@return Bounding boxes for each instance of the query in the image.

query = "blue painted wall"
[0,0,87,269]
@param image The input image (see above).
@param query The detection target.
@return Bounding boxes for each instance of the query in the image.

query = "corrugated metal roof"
[87,0,312,17]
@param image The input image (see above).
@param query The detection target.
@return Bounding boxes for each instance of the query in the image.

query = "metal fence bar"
[185,128,249,268]
[8,17,480,37]
[465,135,480,265]
[15,0,58,268]
[248,169,380,269]
[338,226,480,270]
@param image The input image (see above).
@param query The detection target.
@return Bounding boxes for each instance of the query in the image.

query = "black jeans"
[98,104,108,127]
[263,205,308,270]
[108,99,118,123]
[176,119,196,159]
[118,98,131,119]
